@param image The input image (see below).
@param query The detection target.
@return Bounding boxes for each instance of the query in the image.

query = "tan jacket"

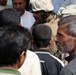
[45,14,59,55]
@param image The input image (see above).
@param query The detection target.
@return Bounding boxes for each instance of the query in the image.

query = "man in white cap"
[30,0,61,58]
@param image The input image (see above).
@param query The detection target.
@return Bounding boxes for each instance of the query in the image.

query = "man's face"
[33,12,43,24]
[12,0,26,16]
[55,25,74,53]
[0,0,7,6]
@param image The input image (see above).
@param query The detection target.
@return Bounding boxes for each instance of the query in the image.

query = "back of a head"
[0,25,30,67]
[58,15,76,26]
[0,8,20,26]
[32,24,52,48]
[30,0,54,12]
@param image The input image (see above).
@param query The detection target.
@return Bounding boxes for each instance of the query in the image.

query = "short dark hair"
[0,8,20,26]
[0,25,30,66]
[32,24,52,48]
[58,15,76,37]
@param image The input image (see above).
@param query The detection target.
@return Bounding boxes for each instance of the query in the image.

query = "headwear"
[30,0,54,12]
[58,4,76,17]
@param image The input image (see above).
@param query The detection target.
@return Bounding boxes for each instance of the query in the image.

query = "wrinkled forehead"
[57,24,68,35]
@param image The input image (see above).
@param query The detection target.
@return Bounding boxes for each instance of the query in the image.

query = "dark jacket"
[33,49,63,75]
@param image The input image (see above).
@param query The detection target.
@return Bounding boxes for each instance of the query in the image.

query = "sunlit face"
[0,0,7,6]
[12,0,26,16]
[55,25,74,53]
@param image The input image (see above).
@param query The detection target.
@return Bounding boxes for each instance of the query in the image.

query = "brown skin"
[55,25,76,55]
[32,38,52,49]
[33,12,43,24]
[12,0,26,16]
[0,0,7,6]
[0,51,26,69]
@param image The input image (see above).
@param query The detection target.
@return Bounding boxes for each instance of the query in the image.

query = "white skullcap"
[60,5,76,17]
[30,0,54,12]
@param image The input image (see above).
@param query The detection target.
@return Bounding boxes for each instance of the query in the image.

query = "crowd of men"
[0,0,76,75]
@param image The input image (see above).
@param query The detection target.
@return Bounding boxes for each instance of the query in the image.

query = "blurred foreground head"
[0,8,20,26]
[0,25,31,69]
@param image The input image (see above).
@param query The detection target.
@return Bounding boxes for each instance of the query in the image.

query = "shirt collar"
[65,53,76,62]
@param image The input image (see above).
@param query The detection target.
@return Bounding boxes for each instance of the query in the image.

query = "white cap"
[30,0,54,12]
[60,5,76,17]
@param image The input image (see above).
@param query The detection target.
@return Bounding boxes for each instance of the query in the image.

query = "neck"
[20,10,25,16]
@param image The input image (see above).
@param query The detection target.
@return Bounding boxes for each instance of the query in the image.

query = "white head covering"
[58,4,76,17]
[30,0,54,12]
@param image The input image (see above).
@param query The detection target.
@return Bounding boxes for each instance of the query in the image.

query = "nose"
[16,4,20,8]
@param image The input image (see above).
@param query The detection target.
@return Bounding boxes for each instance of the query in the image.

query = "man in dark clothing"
[32,24,64,75]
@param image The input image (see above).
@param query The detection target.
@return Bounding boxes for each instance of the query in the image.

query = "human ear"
[17,51,26,69]
[49,38,52,45]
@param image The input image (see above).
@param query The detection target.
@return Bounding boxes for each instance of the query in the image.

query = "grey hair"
[58,15,76,37]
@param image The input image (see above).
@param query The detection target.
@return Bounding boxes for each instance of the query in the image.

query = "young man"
[55,15,76,75]
[32,24,64,75]
[0,25,29,75]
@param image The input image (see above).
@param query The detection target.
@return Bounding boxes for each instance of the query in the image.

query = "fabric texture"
[0,68,21,75]
[19,50,41,75]
[21,10,35,30]
[58,0,76,16]
[60,5,76,17]
[30,0,54,11]
[33,49,63,75]
[44,14,59,55]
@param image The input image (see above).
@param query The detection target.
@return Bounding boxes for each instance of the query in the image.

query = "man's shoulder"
[60,58,76,75]
[27,50,39,59]
[0,68,21,75]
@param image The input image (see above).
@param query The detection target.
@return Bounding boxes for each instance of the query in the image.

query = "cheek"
[21,3,26,9]
[13,4,17,9]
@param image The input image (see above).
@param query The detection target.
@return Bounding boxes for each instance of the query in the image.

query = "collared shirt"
[65,53,76,62]
[33,49,63,75]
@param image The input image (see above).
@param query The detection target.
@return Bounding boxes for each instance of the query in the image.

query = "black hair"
[32,24,52,48]
[0,8,20,26]
[0,25,30,66]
